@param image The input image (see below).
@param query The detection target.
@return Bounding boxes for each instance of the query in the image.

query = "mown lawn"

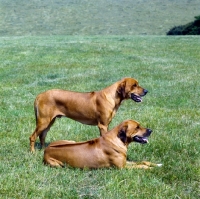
[0,36,199,198]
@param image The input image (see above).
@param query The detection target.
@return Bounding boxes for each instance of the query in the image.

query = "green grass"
[0,0,200,36]
[0,35,200,198]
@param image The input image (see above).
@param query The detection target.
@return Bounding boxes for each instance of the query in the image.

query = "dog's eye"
[132,84,137,88]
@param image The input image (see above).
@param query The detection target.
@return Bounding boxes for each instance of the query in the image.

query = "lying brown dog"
[44,120,162,169]
[30,77,148,152]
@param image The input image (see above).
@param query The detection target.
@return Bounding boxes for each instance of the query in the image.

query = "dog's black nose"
[144,89,148,95]
[147,129,152,134]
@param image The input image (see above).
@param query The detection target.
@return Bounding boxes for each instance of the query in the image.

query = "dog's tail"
[34,97,39,125]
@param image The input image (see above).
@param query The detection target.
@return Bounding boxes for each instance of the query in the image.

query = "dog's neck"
[102,82,124,106]
[102,130,127,153]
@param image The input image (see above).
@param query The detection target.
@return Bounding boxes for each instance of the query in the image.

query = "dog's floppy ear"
[117,81,126,98]
[118,125,128,143]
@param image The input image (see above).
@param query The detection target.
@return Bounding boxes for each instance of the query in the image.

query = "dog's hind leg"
[29,117,56,152]
[43,157,64,167]
[39,118,56,148]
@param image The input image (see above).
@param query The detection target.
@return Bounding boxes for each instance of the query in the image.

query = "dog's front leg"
[97,122,108,135]
[125,161,162,169]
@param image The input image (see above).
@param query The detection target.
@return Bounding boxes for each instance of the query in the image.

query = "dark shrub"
[167,15,200,35]
[167,26,184,35]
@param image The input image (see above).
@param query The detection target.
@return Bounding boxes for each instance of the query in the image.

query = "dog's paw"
[156,163,163,167]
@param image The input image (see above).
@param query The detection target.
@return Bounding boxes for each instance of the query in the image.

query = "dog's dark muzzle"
[132,129,152,144]
[131,89,148,103]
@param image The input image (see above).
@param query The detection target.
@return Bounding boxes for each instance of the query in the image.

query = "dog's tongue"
[142,138,148,143]
[138,97,142,102]
[133,136,148,144]
[131,94,142,102]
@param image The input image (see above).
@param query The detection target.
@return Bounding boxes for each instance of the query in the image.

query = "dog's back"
[43,138,111,168]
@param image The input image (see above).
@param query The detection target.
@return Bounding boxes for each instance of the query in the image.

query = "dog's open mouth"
[131,93,142,103]
[133,136,148,144]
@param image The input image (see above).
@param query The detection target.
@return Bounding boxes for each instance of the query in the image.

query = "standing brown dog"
[44,120,161,169]
[30,77,148,152]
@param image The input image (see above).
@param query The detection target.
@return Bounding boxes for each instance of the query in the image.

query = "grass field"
[0,0,200,36]
[0,35,199,198]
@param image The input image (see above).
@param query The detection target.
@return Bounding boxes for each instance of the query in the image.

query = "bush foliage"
[167,15,200,35]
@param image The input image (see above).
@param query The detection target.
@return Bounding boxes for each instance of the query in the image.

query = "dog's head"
[117,120,152,145]
[117,78,148,102]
